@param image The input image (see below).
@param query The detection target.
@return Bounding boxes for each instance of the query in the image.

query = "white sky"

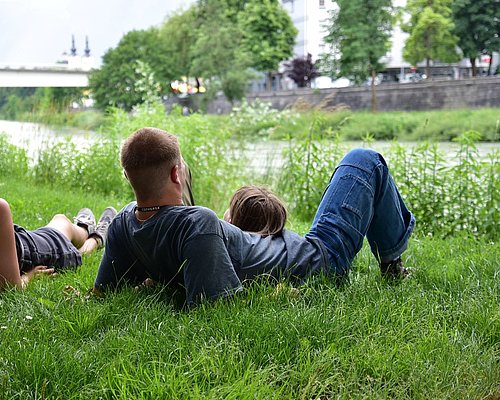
[0,0,195,66]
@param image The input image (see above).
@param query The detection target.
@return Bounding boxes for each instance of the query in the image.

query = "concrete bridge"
[0,65,90,87]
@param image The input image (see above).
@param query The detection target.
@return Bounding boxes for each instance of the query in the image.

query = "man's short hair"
[121,127,181,199]
[121,127,180,171]
[229,185,287,237]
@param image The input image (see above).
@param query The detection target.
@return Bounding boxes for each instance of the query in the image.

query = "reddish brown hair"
[228,185,287,237]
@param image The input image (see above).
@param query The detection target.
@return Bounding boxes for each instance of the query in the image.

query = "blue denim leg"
[305,148,415,275]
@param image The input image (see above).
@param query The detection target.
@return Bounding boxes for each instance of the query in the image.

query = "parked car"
[400,73,426,83]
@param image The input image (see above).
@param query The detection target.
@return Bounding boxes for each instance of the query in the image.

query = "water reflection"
[0,120,94,161]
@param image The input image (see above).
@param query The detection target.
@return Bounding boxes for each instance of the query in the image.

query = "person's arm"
[0,199,54,290]
[94,220,146,292]
[0,199,23,288]
[94,249,144,291]
[181,234,242,305]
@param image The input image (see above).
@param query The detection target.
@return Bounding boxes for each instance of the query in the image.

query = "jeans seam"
[341,173,374,218]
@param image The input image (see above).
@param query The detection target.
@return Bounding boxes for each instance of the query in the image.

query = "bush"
[236,107,500,142]
[2,104,498,239]
[0,134,29,178]
[229,99,298,139]
[32,137,129,199]
[278,128,499,240]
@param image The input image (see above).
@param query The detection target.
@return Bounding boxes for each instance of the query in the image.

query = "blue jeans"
[305,149,415,275]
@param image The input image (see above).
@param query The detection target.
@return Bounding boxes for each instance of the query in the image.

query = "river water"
[1,120,498,174]
[0,120,95,160]
[243,136,499,174]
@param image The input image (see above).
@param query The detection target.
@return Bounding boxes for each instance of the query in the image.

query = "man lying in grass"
[0,200,116,289]
[94,127,415,305]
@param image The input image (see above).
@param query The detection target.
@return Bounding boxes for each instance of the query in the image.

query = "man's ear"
[171,165,181,184]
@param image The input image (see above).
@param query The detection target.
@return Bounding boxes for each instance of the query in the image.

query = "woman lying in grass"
[224,185,287,237]
[0,198,116,289]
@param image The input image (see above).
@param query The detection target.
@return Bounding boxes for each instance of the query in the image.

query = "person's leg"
[0,198,22,287]
[48,207,116,255]
[46,214,88,248]
[305,149,415,276]
[81,207,117,253]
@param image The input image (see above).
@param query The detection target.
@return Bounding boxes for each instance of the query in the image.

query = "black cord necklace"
[135,205,167,213]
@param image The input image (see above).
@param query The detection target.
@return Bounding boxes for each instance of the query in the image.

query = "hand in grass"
[135,278,157,290]
[21,266,56,288]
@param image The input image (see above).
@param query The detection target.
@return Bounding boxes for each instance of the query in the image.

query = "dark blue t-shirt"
[94,202,329,304]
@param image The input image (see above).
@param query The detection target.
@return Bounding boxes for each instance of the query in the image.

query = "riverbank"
[1,120,499,172]
[2,104,500,142]
[1,114,498,240]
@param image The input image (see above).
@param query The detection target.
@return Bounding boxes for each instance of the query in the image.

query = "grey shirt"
[95,202,329,304]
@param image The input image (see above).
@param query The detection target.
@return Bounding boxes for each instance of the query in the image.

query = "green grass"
[5,104,500,142]
[5,104,497,240]
[0,176,499,399]
[222,106,500,142]
[0,104,498,398]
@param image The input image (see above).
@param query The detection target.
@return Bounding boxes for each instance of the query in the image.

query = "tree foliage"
[402,0,459,79]
[89,0,297,108]
[284,53,319,88]
[238,0,297,90]
[190,0,253,102]
[159,7,199,80]
[48,87,86,111]
[89,28,172,111]
[197,0,249,22]
[321,0,393,111]
[452,0,500,76]
[192,0,250,79]
[0,87,85,119]
[0,88,36,117]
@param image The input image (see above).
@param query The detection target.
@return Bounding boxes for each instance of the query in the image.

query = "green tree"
[452,0,500,77]
[190,0,253,102]
[159,7,199,81]
[197,0,249,22]
[134,60,162,106]
[1,95,24,119]
[321,0,394,112]
[0,88,35,109]
[402,0,460,79]
[89,28,171,111]
[49,87,86,111]
[238,0,297,91]
[0,88,36,119]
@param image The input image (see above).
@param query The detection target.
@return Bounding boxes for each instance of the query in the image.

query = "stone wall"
[199,76,500,114]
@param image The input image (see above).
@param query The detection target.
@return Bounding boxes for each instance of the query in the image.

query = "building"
[278,0,336,89]
[280,0,411,88]
[273,0,499,91]
[249,0,334,91]
[56,35,96,71]
[281,0,335,62]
